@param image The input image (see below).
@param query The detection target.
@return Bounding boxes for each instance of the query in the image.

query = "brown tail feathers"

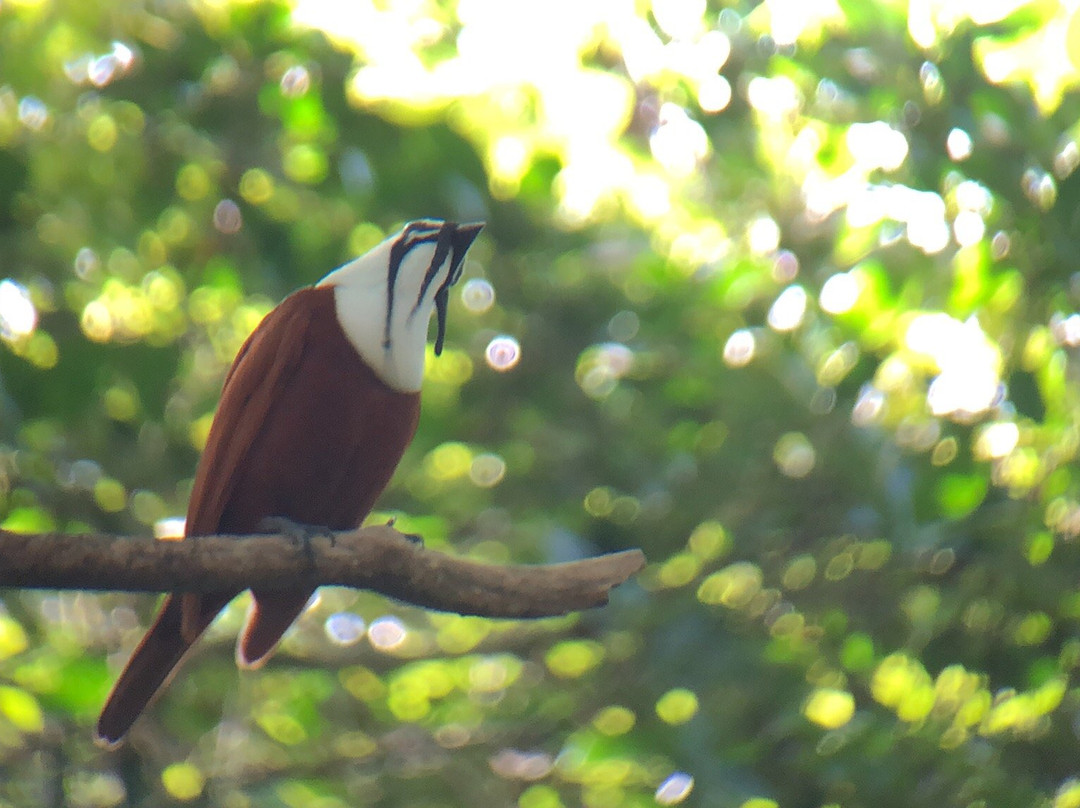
[235,589,314,669]
[96,593,232,747]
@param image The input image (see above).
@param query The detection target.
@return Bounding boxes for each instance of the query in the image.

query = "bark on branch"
[0,526,644,618]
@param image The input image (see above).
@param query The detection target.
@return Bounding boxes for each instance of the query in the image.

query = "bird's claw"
[258,517,336,560]
[384,516,421,547]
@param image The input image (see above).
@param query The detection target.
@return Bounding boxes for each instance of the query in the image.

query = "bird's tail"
[236,588,315,669]
[96,593,231,747]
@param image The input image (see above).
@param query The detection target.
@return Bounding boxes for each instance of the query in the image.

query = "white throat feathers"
[318,219,483,392]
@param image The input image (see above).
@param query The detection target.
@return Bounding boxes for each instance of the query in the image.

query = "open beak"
[433,222,484,356]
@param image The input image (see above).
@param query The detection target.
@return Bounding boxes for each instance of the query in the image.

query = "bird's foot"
[403,532,423,547]
[384,516,423,547]
[258,517,337,561]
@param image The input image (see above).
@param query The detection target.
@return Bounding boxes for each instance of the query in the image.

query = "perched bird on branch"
[96,219,483,746]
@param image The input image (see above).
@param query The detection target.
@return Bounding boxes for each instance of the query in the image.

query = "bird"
[96,219,483,747]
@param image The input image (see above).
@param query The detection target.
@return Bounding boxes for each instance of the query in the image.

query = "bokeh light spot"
[161,762,204,802]
[21,332,57,369]
[772,250,799,282]
[1054,780,1080,808]
[739,800,779,808]
[239,168,275,204]
[368,616,407,651]
[817,343,859,387]
[469,453,506,487]
[782,555,817,590]
[17,96,48,130]
[280,64,311,97]
[584,486,613,517]
[519,784,563,808]
[189,413,214,452]
[723,329,756,367]
[974,421,1019,460]
[655,688,699,724]
[932,437,958,466]
[425,441,474,481]
[490,749,553,781]
[94,478,127,513]
[607,310,639,341]
[469,655,520,692]
[154,517,186,540]
[698,74,732,112]
[748,216,781,254]
[88,55,117,88]
[593,705,635,735]
[852,384,885,426]
[825,551,855,580]
[0,280,37,340]
[176,164,211,201]
[0,616,28,660]
[1022,168,1057,209]
[767,285,808,332]
[655,771,694,805]
[545,640,604,679]
[461,278,495,313]
[283,143,328,184]
[688,520,730,559]
[1,508,55,535]
[0,686,41,733]
[103,384,139,422]
[820,271,859,314]
[1053,313,1080,347]
[747,75,801,117]
[87,114,118,151]
[697,562,762,608]
[325,612,366,645]
[871,653,932,711]
[804,687,856,729]
[425,347,473,386]
[841,633,876,671]
[491,135,530,188]
[773,432,815,478]
[847,121,908,170]
[74,247,101,279]
[658,552,701,588]
[906,314,1001,418]
[111,40,136,70]
[213,199,243,234]
[946,128,973,161]
[953,210,985,246]
[485,335,520,371]
[576,342,633,399]
[650,103,710,176]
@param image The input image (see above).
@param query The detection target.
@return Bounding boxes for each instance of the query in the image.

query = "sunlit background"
[2,0,1080,805]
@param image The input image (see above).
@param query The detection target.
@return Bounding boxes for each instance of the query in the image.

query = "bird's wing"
[96,289,320,747]
[185,290,318,537]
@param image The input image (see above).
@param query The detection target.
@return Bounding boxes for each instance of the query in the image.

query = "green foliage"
[2,0,1080,806]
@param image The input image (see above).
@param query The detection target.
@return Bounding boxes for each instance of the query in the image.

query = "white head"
[318,219,483,392]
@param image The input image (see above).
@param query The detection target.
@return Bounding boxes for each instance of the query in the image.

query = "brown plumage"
[96,286,420,746]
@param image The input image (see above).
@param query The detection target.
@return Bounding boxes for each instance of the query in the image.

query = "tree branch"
[0,526,645,618]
